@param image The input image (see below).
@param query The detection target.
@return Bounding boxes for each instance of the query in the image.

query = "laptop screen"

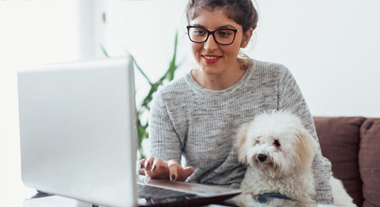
[18,57,138,207]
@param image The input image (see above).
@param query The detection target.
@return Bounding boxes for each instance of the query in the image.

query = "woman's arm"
[278,66,334,204]
[140,89,193,181]
[148,89,182,162]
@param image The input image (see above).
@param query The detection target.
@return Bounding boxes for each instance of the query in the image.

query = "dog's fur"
[236,111,356,207]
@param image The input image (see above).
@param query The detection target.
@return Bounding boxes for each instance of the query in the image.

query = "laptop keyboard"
[137,183,195,199]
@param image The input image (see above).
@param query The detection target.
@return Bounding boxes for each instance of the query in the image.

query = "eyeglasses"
[187,26,243,45]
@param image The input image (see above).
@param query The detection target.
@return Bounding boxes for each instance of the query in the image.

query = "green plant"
[101,32,180,159]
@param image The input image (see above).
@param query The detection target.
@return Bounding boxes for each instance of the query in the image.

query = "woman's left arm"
[278,66,334,204]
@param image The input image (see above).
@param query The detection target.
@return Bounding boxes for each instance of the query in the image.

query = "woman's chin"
[199,65,225,76]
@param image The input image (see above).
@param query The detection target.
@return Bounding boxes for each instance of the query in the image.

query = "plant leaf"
[131,54,152,85]
[100,45,110,58]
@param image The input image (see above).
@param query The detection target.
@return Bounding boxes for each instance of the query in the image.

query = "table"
[20,191,336,207]
[21,192,233,207]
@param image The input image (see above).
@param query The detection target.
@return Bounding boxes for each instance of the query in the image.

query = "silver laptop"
[17,57,241,207]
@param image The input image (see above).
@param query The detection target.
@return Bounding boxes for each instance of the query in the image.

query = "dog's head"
[237,111,318,178]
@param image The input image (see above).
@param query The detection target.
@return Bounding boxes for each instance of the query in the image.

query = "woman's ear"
[241,28,253,48]
[236,122,251,165]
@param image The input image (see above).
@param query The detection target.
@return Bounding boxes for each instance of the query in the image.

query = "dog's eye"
[254,140,260,145]
[274,140,281,147]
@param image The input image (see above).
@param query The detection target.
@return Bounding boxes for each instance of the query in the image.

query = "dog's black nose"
[257,154,267,162]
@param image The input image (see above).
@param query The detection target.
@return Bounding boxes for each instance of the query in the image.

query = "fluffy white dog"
[236,111,356,207]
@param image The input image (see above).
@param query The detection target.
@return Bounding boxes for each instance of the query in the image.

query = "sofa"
[313,117,380,207]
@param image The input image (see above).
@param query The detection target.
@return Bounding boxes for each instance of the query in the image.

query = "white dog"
[236,111,356,207]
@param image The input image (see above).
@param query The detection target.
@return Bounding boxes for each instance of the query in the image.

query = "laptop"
[17,57,241,207]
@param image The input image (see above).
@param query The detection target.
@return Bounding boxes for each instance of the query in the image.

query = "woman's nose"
[203,34,218,51]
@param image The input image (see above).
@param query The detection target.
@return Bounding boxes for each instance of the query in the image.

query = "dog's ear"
[236,122,251,165]
[295,130,319,173]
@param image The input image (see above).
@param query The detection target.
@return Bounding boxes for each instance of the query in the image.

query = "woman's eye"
[194,30,206,35]
[274,140,281,147]
[217,30,233,37]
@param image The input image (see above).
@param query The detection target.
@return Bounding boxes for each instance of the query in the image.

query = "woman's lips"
[202,55,222,64]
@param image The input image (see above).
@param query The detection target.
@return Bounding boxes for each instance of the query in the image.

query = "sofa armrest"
[359,118,380,207]
[313,117,365,207]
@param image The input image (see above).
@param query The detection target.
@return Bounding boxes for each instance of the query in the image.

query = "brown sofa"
[313,117,380,207]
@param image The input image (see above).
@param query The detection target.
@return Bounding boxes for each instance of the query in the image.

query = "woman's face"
[189,9,252,76]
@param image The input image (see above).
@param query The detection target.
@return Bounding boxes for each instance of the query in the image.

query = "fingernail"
[171,175,176,181]
[146,162,150,167]
[139,163,143,169]
[152,165,156,171]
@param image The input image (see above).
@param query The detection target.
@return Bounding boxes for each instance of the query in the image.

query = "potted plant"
[102,32,181,159]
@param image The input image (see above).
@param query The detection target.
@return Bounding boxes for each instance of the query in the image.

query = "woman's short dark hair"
[186,0,259,33]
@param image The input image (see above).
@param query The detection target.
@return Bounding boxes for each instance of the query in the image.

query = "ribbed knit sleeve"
[148,88,182,163]
[278,67,334,204]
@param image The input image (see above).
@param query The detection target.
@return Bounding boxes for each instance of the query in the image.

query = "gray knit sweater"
[148,59,333,204]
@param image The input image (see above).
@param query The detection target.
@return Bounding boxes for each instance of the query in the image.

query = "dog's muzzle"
[257,154,267,162]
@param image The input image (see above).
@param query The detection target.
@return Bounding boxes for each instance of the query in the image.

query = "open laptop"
[17,57,241,207]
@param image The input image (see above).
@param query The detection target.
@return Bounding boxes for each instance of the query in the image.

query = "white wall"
[0,2,81,206]
[251,1,380,117]
[99,0,380,117]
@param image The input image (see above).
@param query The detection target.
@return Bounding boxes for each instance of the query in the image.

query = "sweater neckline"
[184,59,256,97]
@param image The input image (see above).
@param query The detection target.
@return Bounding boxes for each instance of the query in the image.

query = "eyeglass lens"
[188,27,236,45]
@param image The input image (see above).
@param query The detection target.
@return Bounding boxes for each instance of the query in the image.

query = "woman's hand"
[139,157,194,182]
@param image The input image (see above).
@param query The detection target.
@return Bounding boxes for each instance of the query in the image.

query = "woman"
[140,0,333,204]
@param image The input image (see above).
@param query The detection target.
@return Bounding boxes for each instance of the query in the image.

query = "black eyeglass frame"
[186,26,243,46]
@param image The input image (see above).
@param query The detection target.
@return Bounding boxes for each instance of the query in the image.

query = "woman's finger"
[137,159,146,175]
[177,166,194,181]
[168,160,182,181]
[139,159,146,169]
[144,158,170,179]
[151,158,164,172]
[145,157,155,171]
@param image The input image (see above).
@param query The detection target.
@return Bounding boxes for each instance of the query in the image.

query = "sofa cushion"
[359,118,380,207]
[314,117,365,206]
